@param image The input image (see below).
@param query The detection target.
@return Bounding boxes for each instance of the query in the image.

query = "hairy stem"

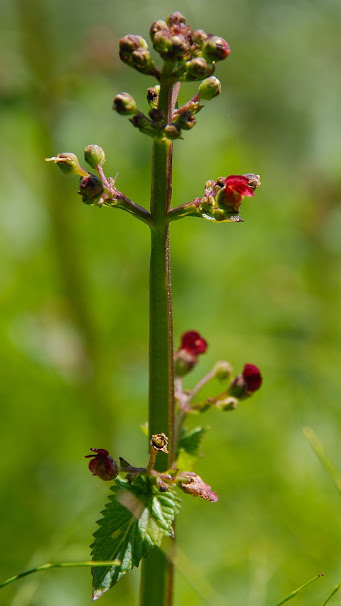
[139,68,178,606]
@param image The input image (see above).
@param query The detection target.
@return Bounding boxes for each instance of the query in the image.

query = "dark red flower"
[85,448,119,481]
[229,363,262,399]
[180,331,208,355]
[242,363,262,393]
[217,175,254,212]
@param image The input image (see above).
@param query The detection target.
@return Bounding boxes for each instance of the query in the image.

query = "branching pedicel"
[46,11,262,605]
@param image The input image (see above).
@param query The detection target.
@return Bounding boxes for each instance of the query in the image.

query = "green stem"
[0,561,120,590]
[272,573,324,606]
[140,68,178,606]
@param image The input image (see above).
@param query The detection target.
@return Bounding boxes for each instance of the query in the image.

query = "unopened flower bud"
[78,174,104,204]
[229,363,262,399]
[184,57,213,80]
[214,360,233,380]
[192,29,208,46]
[166,11,186,26]
[150,20,169,42]
[85,448,119,481]
[178,472,218,502]
[169,35,189,59]
[113,92,137,115]
[164,123,182,140]
[130,112,160,138]
[147,86,160,108]
[198,76,221,100]
[202,36,230,62]
[84,145,105,169]
[175,110,196,130]
[150,433,168,453]
[149,108,164,122]
[45,153,88,177]
[119,34,148,63]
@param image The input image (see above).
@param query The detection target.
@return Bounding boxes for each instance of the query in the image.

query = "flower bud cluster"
[119,34,160,78]
[149,12,230,81]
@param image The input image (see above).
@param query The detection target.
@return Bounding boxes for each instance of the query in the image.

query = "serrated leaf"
[91,475,181,600]
[177,426,208,471]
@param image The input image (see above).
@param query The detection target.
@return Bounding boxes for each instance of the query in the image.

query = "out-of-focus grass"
[1,0,340,604]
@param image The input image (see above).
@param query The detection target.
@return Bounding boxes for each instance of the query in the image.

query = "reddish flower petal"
[85,448,119,481]
[225,175,254,198]
[180,331,208,355]
[242,363,262,392]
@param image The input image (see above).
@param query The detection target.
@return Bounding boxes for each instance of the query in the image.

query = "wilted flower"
[85,448,119,481]
[178,471,218,502]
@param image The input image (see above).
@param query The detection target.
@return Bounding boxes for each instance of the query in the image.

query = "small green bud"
[184,57,214,80]
[84,145,106,169]
[216,397,238,411]
[198,76,222,100]
[119,34,148,62]
[200,195,215,212]
[45,153,88,176]
[113,92,137,115]
[152,29,173,57]
[164,123,182,140]
[78,174,104,204]
[214,360,233,381]
[130,112,160,138]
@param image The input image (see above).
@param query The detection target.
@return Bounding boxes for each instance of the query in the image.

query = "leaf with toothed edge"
[91,475,181,600]
[177,426,208,471]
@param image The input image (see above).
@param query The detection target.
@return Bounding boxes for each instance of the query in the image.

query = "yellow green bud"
[84,145,106,169]
[45,153,88,176]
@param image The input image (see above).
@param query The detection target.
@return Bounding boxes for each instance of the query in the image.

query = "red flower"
[229,363,262,399]
[218,175,254,212]
[85,448,119,481]
[175,331,208,377]
[242,363,262,393]
[180,331,208,355]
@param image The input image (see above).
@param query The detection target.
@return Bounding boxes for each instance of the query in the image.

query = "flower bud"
[131,48,159,76]
[119,34,148,63]
[229,363,262,399]
[177,472,218,502]
[198,76,221,100]
[147,86,160,109]
[78,174,104,204]
[184,57,214,80]
[166,11,186,26]
[192,29,208,46]
[214,360,233,381]
[150,433,168,453]
[130,112,160,138]
[175,110,196,130]
[85,448,119,481]
[150,20,169,42]
[113,92,137,115]
[149,108,164,122]
[202,36,230,62]
[152,29,173,57]
[84,145,105,169]
[45,153,89,177]
[164,123,182,140]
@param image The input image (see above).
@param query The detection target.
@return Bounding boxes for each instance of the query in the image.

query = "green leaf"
[177,426,208,471]
[91,475,181,600]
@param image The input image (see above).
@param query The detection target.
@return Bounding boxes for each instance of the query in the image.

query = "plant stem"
[140,68,178,606]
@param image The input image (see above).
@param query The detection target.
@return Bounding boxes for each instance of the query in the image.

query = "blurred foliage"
[1,0,341,605]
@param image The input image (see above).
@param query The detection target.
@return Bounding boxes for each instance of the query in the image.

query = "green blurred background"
[1,0,341,604]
